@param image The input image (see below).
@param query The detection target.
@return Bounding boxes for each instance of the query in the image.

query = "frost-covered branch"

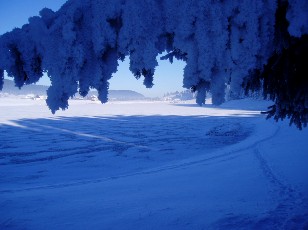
[243,0,308,129]
[0,0,307,128]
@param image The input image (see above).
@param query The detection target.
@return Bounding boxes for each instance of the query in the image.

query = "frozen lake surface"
[0,98,307,229]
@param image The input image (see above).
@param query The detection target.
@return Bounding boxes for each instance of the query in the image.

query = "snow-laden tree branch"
[0,0,307,127]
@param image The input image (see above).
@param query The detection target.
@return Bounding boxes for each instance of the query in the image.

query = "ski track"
[208,125,308,230]
[22,120,153,150]
[0,115,251,170]
[1,99,307,229]
[0,121,279,194]
[253,143,308,229]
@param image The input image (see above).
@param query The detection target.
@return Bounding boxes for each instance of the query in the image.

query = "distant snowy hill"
[1,79,145,100]
[87,90,145,101]
[109,90,145,100]
[1,79,48,96]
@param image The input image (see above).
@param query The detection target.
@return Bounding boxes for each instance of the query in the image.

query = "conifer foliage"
[0,0,307,127]
[261,35,308,129]
[243,0,308,129]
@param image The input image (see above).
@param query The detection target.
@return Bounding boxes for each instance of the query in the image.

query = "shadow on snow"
[0,115,255,165]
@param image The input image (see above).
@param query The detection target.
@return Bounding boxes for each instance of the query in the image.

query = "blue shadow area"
[0,115,255,166]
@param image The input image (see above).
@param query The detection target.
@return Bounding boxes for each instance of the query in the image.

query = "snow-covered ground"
[0,97,307,229]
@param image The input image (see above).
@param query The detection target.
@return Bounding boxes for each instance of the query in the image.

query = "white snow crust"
[0,98,307,229]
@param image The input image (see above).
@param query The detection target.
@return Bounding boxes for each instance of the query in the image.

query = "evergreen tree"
[243,0,308,129]
[0,0,307,128]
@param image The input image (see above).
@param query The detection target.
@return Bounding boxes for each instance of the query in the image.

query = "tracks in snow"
[0,123,280,194]
[253,133,308,229]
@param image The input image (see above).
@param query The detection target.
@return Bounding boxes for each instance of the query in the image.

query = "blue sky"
[0,0,186,97]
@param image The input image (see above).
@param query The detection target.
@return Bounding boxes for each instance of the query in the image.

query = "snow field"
[0,98,307,229]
